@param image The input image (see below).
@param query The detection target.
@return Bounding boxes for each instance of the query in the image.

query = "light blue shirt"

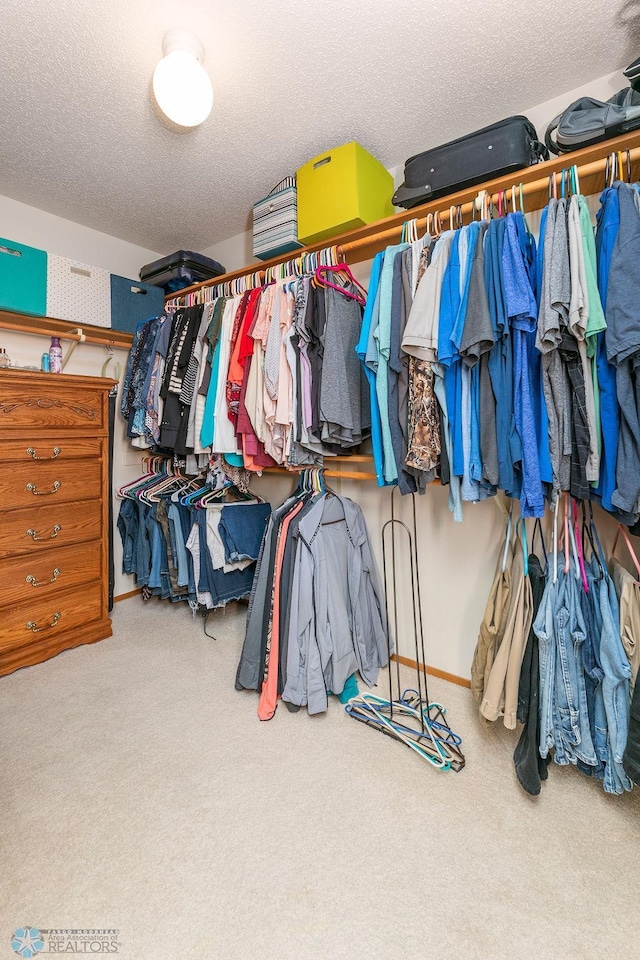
[373,242,410,483]
[356,253,392,487]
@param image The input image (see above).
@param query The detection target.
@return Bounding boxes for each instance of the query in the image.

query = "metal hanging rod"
[166,130,640,304]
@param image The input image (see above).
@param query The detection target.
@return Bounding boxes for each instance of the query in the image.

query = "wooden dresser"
[0,369,115,676]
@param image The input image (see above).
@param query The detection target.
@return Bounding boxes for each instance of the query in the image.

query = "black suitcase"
[139,250,226,294]
[393,116,548,210]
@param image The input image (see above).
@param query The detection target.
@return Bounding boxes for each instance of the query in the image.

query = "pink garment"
[257,500,304,721]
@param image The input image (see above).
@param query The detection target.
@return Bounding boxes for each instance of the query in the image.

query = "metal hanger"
[101,344,122,381]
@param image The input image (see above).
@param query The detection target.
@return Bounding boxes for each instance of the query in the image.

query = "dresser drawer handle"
[26,612,61,633]
[26,567,60,587]
[27,524,61,541]
[26,446,61,460]
[26,480,61,496]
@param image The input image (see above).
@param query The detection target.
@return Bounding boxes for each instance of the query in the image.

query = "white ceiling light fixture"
[152,28,213,129]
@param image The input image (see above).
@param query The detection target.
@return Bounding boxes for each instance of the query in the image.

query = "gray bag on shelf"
[546,57,640,154]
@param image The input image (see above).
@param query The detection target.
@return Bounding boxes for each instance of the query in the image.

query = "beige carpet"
[2,596,639,960]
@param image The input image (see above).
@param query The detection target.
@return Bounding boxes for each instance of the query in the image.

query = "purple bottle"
[49,337,63,374]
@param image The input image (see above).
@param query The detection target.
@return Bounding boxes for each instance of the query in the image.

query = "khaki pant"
[481,549,534,729]
[611,558,640,697]
[471,545,513,706]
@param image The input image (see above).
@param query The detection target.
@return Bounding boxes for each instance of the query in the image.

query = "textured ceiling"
[1,0,639,254]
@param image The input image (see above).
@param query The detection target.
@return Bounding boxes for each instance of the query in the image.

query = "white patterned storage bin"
[47,256,112,327]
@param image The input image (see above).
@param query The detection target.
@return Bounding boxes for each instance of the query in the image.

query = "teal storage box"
[0,238,47,316]
[111,275,165,333]
[296,142,395,244]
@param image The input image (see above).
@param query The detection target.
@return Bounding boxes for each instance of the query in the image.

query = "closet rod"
[343,145,640,258]
[0,310,134,349]
[261,467,377,480]
[166,129,640,303]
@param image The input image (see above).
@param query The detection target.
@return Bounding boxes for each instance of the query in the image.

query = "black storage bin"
[140,250,226,294]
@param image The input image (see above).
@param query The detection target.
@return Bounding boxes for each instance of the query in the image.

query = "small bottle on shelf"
[49,337,63,374]
[0,348,11,368]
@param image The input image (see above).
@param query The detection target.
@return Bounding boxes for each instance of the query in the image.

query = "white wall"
[0,197,162,597]
[0,194,161,278]
[197,67,632,682]
[200,230,257,274]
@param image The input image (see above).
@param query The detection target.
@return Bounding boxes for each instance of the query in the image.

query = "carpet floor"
[2,596,639,960]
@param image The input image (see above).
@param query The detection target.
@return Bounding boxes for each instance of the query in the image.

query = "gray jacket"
[282,493,391,715]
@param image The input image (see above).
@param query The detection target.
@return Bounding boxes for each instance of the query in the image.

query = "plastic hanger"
[118,456,172,500]
[314,263,366,305]
[101,344,122,381]
[611,523,640,581]
[531,517,548,572]
[501,501,514,573]
[560,493,569,574]
[588,502,609,574]
[519,182,531,236]
[571,498,589,592]
[560,494,581,581]
[571,164,581,196]
[516,518,529,577]
[581,501,604,581]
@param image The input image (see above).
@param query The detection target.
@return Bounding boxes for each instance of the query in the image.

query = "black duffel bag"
[393,116,547,210]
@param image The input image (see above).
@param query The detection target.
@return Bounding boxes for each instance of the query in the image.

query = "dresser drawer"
[0,580,104,653]
[0,457,102,509]
[2,438,102,463]
[0,499,102,558]
[0,376,106,432]
[0,540,101,606]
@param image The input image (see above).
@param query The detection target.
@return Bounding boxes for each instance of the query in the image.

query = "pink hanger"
[314,264,366,305]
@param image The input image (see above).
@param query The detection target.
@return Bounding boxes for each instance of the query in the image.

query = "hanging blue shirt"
[485,218,521,497]
[438,231,463,476]
[374,243,410,483]
[594,186,621,512]
[527,206,553,487]
[451,222,485,500]
[356,252,392,487]
[503,213,545,518]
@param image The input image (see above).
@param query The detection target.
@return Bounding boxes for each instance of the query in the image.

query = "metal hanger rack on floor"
[345,487,465,771]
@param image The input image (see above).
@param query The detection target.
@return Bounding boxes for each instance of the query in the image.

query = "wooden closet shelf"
[168,128,640,302]
[0,310,134,349]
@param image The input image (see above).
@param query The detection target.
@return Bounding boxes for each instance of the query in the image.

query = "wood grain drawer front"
[0,498,102,558]
[0,382,106,432]
[2,438,102,463]
[1,540,101,606]
[0,458,102,509]
[0,580,104,653]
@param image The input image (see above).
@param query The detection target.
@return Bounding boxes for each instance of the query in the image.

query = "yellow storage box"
[296,141,394,245]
